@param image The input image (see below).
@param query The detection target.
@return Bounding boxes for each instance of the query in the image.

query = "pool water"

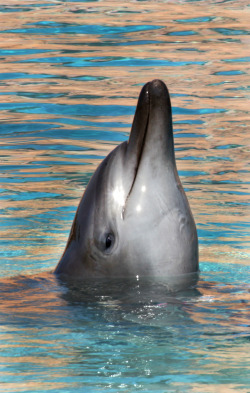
[0,1,249,392]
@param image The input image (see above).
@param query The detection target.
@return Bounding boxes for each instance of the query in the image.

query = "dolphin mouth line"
[130,111,149,192]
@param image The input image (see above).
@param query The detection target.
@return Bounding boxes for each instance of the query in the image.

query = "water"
[0,0,249,392]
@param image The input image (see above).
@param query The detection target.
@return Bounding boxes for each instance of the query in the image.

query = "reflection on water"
[0,270,249,392]
[0,0,249,392]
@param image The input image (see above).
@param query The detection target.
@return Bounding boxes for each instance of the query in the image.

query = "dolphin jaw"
[122,79,174,221]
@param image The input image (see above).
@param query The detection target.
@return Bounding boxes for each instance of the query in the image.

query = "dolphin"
[55,79,198,279]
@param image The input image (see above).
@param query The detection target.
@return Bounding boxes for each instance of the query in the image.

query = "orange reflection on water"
[0,1,249,280]
[0,2,249,392]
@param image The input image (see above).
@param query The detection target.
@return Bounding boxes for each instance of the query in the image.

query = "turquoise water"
[0,1,249,392]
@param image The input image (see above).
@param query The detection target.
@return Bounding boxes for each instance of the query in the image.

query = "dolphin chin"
[55,80,199,280]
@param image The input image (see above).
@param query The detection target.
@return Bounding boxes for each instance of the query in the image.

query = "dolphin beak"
[125,80,175,199]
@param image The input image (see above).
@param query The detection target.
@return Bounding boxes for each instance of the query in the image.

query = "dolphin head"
[55,80,198,279]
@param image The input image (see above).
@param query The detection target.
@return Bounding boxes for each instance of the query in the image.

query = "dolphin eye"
[96,232,115,254]
[105,233,114,250]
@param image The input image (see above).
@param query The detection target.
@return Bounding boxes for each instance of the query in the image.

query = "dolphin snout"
[148,79,172,114]
[149,79,167,94]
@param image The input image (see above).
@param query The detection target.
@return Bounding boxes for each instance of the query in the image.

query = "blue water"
[0,0,249,392]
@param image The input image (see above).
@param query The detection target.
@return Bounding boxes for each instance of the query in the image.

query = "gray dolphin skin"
[55,80,198,279]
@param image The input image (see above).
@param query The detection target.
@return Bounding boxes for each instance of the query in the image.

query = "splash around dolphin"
[55,80,198,280]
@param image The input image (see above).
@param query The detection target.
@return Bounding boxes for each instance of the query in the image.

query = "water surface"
[0,1,249,392]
